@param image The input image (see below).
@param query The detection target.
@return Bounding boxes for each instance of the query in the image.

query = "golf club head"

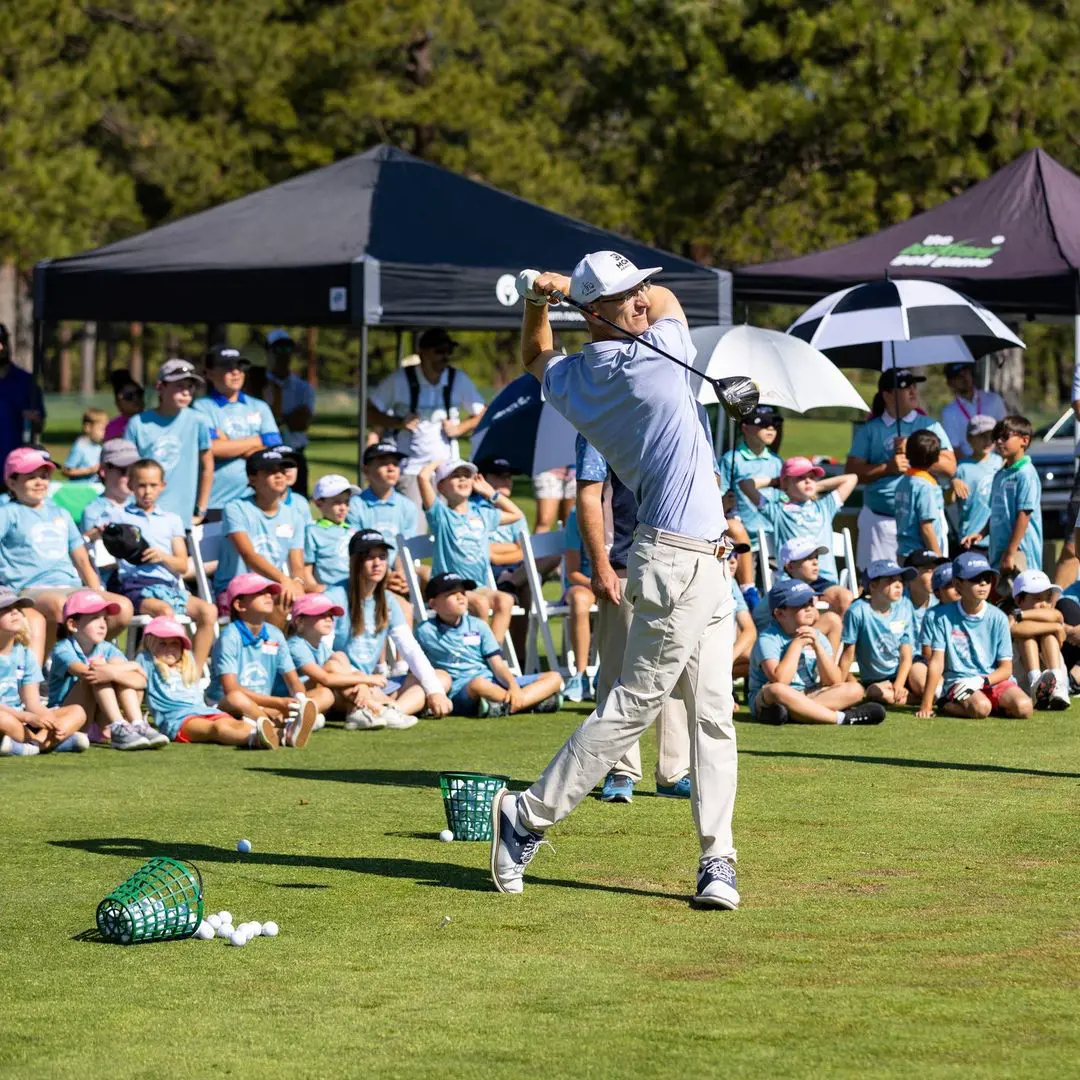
[714,376,760,421]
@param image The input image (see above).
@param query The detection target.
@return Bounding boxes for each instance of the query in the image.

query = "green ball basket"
[438,772,510,841]
[96,857,204,945]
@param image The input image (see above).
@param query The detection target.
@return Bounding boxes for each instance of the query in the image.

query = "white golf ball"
[216,924,234,939]
[207,914,221,929]
[236,839,252,853]
[228,930,247,947]
[218,911,233,925]
[439,829,454,843]
[261,921,279,937]
[195,922,215,940]
[249,922,263,936]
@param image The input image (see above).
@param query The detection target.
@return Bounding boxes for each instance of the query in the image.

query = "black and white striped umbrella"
[787,279,1024,370]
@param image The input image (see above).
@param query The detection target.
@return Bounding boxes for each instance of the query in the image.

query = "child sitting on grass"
[303,472,360,641]
[752,537,847,649]
[894,430,946,558]
[414,572,562,717]
[47,590,161,750]
[904,548,948,648]
[62,407,108,483]
[561,506,597,703]
[0,589,87,756]
[949,415,1000,551]
[419,459,524,643]
[747,579,885,726]
[1008,570,1069,710]
[917,551,1033,719]
[137,616,268,747]
[839,560,925,706]
[727,550,757,683]
[916,562,961,662]
[334,530,452,729]
[207,573,318,749]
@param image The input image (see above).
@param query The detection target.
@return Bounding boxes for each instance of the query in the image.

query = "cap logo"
[609,253,630,270]
[580,279,598,297]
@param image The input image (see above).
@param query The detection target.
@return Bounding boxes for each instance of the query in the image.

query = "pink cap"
[4,447,56,483]
[290,593,345,618]
[62,590,121,620]
[781,456,825,481]
[224,572,282,609]
[144,615,192,650]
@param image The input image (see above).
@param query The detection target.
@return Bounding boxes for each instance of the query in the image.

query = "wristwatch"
[194,505,207,517]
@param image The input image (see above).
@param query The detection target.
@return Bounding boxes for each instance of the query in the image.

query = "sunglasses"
[965,573,996,585]
[118,389,143,401]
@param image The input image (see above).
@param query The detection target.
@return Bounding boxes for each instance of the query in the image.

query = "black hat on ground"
[425,571,476,600]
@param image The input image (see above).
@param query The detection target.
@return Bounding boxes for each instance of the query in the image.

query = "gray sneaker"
[110,722,151,751]
[381,707,419,730]
[489,789,550,894]
[136,720,170,748]
[0,735,40,757]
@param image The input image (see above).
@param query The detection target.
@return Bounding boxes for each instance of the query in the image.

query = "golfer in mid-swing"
[489,251,741,908]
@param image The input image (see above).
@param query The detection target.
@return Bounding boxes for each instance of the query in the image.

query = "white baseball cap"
[569,251,662,304]
[1011,569,1062,599]
[779,537,828,566]
[434,460,478,485]
[312,473,360,500]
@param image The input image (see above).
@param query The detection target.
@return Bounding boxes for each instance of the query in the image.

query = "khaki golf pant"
[518,526,738,861]
[596,572,691,787]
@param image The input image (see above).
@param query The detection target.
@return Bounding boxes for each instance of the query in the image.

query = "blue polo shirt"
[926,600,1011,682]
[193,390,281,510]
[758,492,842,583]
[894,472,945,558]
[0,499,82,590]
[112,502,185,588]
[214,495,306,596]
[717,442,782,541]
[285,489,312,524]
[273,635,333,695]
[125,407,212,520]
[849,414,952,515]
[47,638,124,706]
[841,597,915,683]
[0,643,42,708]
[80,494,128,534]
[135,652,218,738]
[414,613,501,695]
[747,622,832,716]
[426,498,501,585]
[988,457,1043,571]
[543,317,725,541]
[347,487,418,564]
[576,435,638,572]
[64,436,102,481]
[208,620,295,702]
[342,595,406,673]
[303,520,354,589]
[954,454,1001,547]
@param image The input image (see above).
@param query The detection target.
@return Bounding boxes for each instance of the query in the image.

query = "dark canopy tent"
[34,144,729,453]
[735,148,1080,319]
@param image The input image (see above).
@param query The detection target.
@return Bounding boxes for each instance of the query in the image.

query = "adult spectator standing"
[846,369,955,570]
[265,329,317,496]
[366,328,486,524]
[939,361,1005,457]
[193,344,282,517]
[0,323,44,465]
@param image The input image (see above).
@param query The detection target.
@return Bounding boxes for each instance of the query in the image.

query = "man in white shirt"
[265,329,317,495]
[940,361,1005,456]
[367,328,486,519]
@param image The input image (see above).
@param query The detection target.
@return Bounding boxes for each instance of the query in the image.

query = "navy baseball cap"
[866,559,917,582]
[952,550,998,581]
[768,579,816,610]
[475,456,515,476]
[205,343,250,370]
[349,529,391,558]
[944,361,975,378]
[878,368,926,391]
[363,440,407,465]
[744,404,782,427]
[246,447,297,475]
[903,549,948,569]
[425,571,477,600]
[931,564,955,591]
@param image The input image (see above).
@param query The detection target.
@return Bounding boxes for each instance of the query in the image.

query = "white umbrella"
[690,324,871,414]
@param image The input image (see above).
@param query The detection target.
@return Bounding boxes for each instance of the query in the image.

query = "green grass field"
[3,705,1079,1078]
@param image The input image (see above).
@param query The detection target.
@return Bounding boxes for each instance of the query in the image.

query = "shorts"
[984,677,1019,712]
[450,672,542,716]
[121,579,189,614]
[533,466,576,501]
[175,712,237,742]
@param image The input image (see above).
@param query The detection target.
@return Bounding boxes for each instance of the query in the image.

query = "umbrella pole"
[891,339,900,442]
[357,325,369,472]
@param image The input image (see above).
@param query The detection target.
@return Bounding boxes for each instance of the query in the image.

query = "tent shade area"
[34,145,730,330]
[735,148,1080,318]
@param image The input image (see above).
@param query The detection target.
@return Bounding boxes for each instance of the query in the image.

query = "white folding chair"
[832,528,857,593]
[186,525,229,631]
[756,527,774,592]
[397,533,434,623]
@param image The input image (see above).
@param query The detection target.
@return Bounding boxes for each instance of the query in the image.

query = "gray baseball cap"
[101,439,140,468]
[0,587,34,614]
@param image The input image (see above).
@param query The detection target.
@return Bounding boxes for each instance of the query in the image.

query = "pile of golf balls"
[193,910,279,946]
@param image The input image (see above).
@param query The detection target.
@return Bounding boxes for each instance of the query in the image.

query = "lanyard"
[954,393,981,421]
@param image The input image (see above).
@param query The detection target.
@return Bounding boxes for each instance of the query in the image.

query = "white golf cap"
[779,537,828,566]
[434,460,478,485]
[966,413,997,437]
[1011,569,1061,598]
[312,473,360,500]
[569,250,662,304]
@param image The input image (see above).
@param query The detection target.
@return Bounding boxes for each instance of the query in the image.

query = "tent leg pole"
[31,318,44,442]
[358,325,369,472]
[1074,317,1080,484]
[395,328,403,368]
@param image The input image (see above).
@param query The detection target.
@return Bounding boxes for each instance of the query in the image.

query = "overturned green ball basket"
[96,857,203,944]
[438,772,510,841]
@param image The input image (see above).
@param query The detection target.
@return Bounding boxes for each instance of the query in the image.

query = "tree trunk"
[130,322,144,384]
[81,322,98,397]
[306,327,318,388]
[988,340,1024,413]
[58,323,72,393]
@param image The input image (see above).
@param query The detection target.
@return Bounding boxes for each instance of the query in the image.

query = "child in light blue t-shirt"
[894,430,946,558]
[62,409,107,483]
[949,417,1000,551]
[303,474,358,643]
[839,559,923,705]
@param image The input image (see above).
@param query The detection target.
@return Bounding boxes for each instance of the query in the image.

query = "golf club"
[517,271,760,421]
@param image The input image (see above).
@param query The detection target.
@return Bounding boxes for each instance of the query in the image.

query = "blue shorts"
[451,672,543,716]
[120,579,189,613]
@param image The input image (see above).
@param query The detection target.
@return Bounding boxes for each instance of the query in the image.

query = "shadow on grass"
[49,837,686,902]
[743,749,1080,780]
[247,767,532,792]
